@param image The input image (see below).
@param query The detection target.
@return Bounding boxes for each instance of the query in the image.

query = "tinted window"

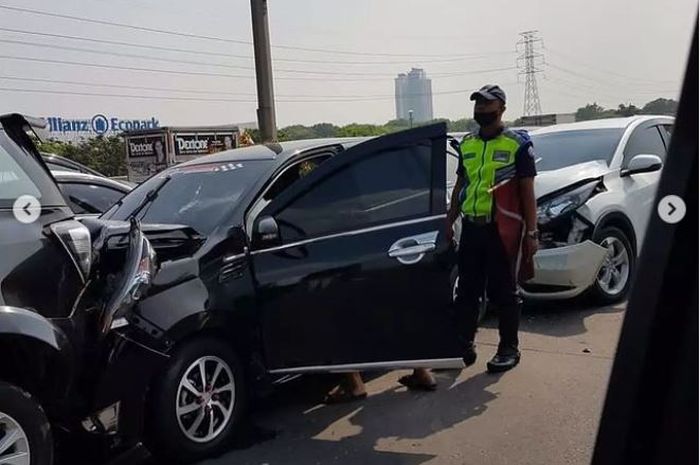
[274,145,432,242]
[0,138,41,201]
[530,129,624,172]
[45,161,80,173]
[107,161,269,235]
[623,125,667,164]
[60,182,125,214]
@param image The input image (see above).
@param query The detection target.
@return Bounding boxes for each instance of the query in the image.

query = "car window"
[264,155,333,202]
[106,161,269,235]
[59,182,125,214]
[623,125,667,164]
[0,138,42,202]
[529,129,624,172]
[45,161,80,173]
[273,145,432,243]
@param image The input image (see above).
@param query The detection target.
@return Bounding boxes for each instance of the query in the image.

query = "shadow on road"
[182,369,504,465]
[479,298,626,338]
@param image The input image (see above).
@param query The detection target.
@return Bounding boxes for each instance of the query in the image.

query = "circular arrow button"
[13,195,41,224]
[657,195,686,224]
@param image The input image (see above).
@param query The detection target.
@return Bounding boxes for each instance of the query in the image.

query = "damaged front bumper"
[521,240,608,299]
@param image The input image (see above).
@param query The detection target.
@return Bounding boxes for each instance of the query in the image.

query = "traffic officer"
[446,84,538,373]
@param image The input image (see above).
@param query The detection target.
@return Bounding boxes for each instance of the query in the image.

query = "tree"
[575,102,607,121]
[615,103,641,117]
[277,125,318,142]
[641,98,678,116]
[336,123,388,137]
[310,123,339,138]
[448,118,478,133]
[36,136,126,177]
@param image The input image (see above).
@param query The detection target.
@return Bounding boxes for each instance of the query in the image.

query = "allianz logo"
[46,115,159,135]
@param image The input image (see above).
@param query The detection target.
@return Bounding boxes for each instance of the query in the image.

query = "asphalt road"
[187,299,625,465]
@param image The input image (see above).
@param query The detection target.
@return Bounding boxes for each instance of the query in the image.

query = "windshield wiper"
[128,174,172,221]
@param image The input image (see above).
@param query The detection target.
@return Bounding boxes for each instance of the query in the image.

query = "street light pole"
[409,110,414,128]
[250,0,277,142]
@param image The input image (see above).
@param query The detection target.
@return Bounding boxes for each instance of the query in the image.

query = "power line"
[0,27,516,65]
[0,81,520,103]
[0,53,516,81]
[0,3,505,59]
[0,74,518,99]
[547,61,675,90]
[0,38,516,77]
[545,47,675,85]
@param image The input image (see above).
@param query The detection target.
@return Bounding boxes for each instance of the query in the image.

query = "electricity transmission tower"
[516,30,544,116]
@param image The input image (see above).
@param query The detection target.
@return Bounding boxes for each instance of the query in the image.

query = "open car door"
[249,123,465,372]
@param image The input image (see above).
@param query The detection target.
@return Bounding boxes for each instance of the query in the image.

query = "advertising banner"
[126,134,168,183]
[173,132,238,157]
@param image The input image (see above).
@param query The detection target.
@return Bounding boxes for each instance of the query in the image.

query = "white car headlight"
[537,180,601,225]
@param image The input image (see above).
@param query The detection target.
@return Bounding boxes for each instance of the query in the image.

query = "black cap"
[470,84,506,104]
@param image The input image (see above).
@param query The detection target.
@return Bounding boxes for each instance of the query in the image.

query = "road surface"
[193,299,625,465]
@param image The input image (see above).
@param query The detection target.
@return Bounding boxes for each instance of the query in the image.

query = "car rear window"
[530,128,624,172]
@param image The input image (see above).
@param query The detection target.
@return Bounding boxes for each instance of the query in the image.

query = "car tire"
[589,226,636,305]
[147,338,247,464]
[0,381,53,465]
[450,267,488,323]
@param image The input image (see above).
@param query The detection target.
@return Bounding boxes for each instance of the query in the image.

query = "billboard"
[174,132,238,157]
[124,127,239,182]
[125,134,168,183]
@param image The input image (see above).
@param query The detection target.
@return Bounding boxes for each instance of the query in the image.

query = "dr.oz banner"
[174,132,237,156]
[126,134,168,183]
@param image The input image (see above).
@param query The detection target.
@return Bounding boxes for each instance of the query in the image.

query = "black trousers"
[455,220,522,354]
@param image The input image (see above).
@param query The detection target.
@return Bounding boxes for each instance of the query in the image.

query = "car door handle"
[388,231,439,265]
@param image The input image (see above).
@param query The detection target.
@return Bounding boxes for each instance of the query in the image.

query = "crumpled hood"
[535,160,611,198]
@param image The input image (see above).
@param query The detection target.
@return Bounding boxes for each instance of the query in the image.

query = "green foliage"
[575,98,677,121]
[336,123,389,137]
[640,98,678,115]
[575,102,608,121]
[36,136,126,177]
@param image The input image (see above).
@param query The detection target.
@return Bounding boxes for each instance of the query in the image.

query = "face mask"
[473,111,499,127]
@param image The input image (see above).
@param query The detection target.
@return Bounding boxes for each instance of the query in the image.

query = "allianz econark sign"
[44,114,160,137]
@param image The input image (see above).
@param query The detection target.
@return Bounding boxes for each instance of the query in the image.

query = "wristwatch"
[526,230,540,240]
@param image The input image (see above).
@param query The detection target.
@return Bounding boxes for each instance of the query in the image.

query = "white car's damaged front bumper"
[521,240,608,300]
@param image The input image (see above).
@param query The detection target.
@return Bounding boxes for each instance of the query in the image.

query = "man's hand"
[446,208,459,243]
[523,236,539,259]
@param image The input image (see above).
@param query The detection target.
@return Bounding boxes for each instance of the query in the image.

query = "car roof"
[51,170,132,191]
[178,137,369,168]
[41,152,105,176]
[530,115,674,135]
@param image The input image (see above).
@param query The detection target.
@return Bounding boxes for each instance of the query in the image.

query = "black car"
[51,171,132,217]
[99,123,467,462]
[41,152,105,177]
[0,114,158,465]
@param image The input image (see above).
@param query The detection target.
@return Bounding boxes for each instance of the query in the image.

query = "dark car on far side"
[100,123,467,463]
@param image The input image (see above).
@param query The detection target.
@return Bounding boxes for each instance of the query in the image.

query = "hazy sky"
[0,0,696,127]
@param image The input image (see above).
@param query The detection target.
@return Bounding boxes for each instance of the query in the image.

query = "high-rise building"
[395,68,434,123]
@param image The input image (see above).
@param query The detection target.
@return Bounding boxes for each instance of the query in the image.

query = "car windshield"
[105,160,268,235]
[530,128,624,172]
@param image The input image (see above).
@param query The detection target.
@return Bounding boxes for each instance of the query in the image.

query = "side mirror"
[254,215,280,245]
[621,154,663,177]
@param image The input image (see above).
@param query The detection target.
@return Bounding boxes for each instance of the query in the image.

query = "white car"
[449,115,674,304]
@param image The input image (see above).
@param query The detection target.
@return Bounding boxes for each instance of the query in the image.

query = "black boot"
[463,342,477,367]
[486,350,520,373]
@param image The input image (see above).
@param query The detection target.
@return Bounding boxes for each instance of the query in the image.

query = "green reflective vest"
[459,130,524,217]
